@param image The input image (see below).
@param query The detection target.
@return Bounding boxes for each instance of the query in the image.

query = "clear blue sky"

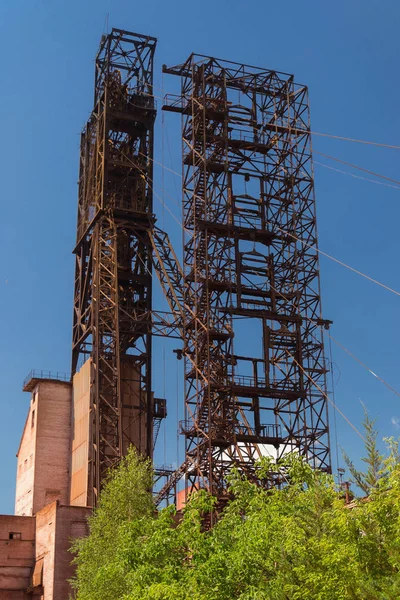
[1,0,400,513]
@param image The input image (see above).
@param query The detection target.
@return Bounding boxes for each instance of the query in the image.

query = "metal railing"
[163,93,186,110]
[179,419,195,434]
[233,374,299,391]
[23,370,71,388]
[233,374,267,388]
[154,463,175,473]
[179,418,282,440]
[259,423,282,439]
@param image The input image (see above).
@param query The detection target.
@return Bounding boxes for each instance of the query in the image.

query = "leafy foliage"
[71,436,400,600]
[70,447,154,600]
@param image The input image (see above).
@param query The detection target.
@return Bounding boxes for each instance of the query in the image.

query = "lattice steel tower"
[162,55,331,502]
[71,29,159,506]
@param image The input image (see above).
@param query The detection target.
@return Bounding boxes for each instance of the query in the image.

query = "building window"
[31,410,35,428]
[9,532,22,540]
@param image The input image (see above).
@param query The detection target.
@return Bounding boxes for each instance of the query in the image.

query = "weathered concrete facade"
[70,361,91,507]
[69,358,147,508]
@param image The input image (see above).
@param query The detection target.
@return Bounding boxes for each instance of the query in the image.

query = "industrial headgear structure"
[71,29,159,507]
[71,28,331,509]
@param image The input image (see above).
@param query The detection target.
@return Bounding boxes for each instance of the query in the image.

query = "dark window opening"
[9,532,22,540]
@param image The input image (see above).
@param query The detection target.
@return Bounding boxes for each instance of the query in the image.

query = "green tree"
[70,447,154,600]
[342,404,386,494]
[72,430,400,600]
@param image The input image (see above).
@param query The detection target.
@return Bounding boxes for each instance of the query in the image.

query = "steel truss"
[162,54,331,504]
[71,29,159,506]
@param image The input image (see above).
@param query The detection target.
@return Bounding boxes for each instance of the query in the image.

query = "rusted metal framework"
[71,29,159,506]
[162,55,331,503]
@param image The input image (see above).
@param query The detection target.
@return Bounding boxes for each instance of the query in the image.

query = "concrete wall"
[0,515,35,593]
[121,357,148,455]
[15,382,72,517]
[70,360,91,507]
[69,357,148,506]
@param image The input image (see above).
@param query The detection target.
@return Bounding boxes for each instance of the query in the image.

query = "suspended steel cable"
[286,348,365,442]
[328,333,400,399]
[274,224,400,298]
[314,160,400,191]
[310,130,400,149]
[314,151,400,187]
[329,335,341,477]
[266,281,366,444]
[137,147,400,298]
[268,279,400,405]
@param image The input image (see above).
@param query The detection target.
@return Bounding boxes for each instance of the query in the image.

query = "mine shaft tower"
[160,55,331,502]
[71,29,161,506]
[70,30,331,506]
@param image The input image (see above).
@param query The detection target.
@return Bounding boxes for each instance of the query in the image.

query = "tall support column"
[71,29,157,506]
[163,55,331,504]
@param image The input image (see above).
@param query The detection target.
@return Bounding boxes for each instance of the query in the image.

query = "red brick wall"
[53,505,90,600]
[33,383,72,515]
[0,515,35,592]
[0,592,37,599]
[35,502,57,600]
[35,502,90,600]
[16,382,72,518]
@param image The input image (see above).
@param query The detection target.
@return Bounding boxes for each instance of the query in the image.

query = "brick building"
[0,367,92,599]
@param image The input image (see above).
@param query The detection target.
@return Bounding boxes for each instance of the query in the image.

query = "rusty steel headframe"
[160,54,331,506]
[71,28,157,506]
